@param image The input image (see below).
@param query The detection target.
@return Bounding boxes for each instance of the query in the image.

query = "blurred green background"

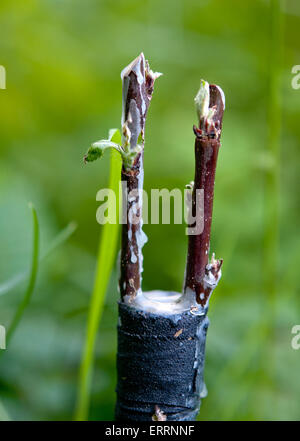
[0,0,299,421]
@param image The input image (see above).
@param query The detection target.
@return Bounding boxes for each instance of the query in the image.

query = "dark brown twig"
[184,82,225,307]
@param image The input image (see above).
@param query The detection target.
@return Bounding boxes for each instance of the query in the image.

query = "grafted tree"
[84,54,225,421]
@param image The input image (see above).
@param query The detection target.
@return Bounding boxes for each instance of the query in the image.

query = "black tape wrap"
[115,301,209,421]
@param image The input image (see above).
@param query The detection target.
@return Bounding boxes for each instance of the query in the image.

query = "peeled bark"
[119,53,160,301]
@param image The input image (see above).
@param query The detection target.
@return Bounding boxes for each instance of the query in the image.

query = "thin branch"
[119,53,160,301]
[83,53,160,302]
[184,81,225,307]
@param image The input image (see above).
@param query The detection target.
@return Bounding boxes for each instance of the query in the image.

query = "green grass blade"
[0,221,77,297]
[41,221,77,260]
[0,399,11,421]
[263,0,283,313]
[261,0,284,407]
[6,203,39,343]
[75,151,121,421]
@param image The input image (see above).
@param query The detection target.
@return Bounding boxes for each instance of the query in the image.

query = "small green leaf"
[84,127,142,169]
[84,129,123,164]
[194,79,210,122]
[83,146,105,163]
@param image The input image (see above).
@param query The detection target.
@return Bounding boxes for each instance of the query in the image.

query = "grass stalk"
[259,0,284,416]
[6,203,39,343]
[0,399,11,421]
[75,151,121,421]
[263,0,284,311]
[0,221,77,297]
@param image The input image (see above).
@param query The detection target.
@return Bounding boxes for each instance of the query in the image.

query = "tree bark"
[119,53,159,301]
[184,84,225,307]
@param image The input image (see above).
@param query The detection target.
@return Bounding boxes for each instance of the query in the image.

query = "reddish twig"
[184,82,225,307]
